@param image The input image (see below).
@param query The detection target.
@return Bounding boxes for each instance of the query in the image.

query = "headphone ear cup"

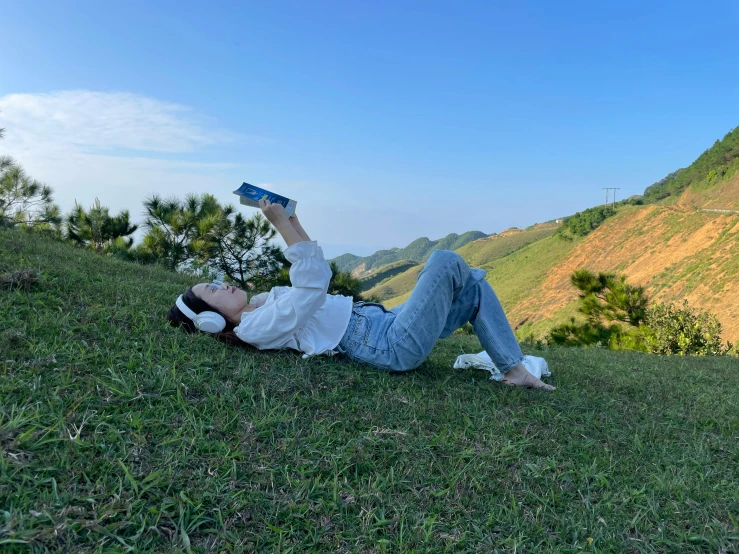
[195,311,227,334]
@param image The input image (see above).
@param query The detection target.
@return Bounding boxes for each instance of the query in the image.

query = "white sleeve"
[248,292,270,308]
[234,241,332,349]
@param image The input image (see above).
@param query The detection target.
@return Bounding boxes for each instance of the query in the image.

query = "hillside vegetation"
[362,264,425,303]
[374,204,739,344]
[357,260,420,291]
[510,205,739,342]
[1,229,738,552]
[644,125,739,202]
[363,126,739,343]
[332,231,486,276]
[454,225,557,267]
[364,226,561,304]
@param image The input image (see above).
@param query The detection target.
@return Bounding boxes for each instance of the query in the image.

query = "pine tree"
[66,198,138,252]
[140,193,223,271]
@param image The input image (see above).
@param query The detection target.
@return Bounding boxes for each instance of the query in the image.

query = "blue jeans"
[337,250,524,373]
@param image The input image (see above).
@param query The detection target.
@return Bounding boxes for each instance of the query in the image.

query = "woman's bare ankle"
[501,363,556,391]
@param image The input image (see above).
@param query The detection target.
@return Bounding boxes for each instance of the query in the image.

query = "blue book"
[233,182,297,217]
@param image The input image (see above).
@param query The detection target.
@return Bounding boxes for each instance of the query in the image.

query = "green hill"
[504,204,739,343]
[358,260,420,291]
[331,230,487,275]
[2,228,738,552]
[330,252,361,270]
[362,264,425,302]
[375,204,739,343]
[363,225,560,305]
[455,225,558,267]
[644,125,739,202]
[368,125,739,342]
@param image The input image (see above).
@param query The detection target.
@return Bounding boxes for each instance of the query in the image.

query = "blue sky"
[2,0,739,258]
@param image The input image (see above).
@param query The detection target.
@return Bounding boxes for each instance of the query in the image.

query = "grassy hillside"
[455,225,557,268]
[1,229,738,552]
[358,260,420,291]
[363,225,565,308]
[480,235,579,323]
[362,264,424,303]
[332,231,487,276]
[679,172,739,210]
[365,203,739,346]
[509,205,739,343]
[644,125,739,203]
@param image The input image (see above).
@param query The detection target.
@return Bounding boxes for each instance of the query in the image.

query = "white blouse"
[234,241,353,355]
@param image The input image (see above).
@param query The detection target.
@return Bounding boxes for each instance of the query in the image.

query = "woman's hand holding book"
[259,198,305,247]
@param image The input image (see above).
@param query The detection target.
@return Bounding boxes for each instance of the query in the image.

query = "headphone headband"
[176,295,227,334]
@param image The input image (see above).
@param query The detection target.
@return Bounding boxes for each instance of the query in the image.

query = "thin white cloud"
[0,90,250,220]
[0,90,227,153]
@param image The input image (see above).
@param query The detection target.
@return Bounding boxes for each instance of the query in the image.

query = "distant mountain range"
[331,231,487,276]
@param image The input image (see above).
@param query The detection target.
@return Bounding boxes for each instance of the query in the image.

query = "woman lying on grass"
[167,199,555,390]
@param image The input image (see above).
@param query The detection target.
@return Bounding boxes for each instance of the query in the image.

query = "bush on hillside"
[328,261,365,302]
[548,269,646,348]
[570,269,648,326]
[556,206,616,240]
[639,300,729,356]
[140,193,225,271]
[547,319,620,348]
[548,270,730,356]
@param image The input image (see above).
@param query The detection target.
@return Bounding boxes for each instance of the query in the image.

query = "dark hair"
[167,287,248,347]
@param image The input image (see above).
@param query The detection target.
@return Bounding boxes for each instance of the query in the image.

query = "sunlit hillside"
[332,231,487,277]
[453,224,558,268]
[511,204,739,342]
[364,127,739,344]
[357,260,420,292]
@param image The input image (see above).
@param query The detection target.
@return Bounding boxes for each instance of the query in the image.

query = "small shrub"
[556,206,617,240]
[518,331,545,348]
[641,300,728,356]
[547,318,621,348]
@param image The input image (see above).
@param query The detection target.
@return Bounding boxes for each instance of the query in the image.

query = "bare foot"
[501,363,556,391]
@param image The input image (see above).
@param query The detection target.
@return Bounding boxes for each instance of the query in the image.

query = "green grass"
[454,226,557,269]
[1,229,738,553]
[362,265,424,304]
[483,235,577,312]
[359,260,420,292]
[363,227,559,307]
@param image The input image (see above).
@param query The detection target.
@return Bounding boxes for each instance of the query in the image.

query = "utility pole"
[602,188,621,209]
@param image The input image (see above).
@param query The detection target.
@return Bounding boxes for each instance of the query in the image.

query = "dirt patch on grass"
[0,268,39,291]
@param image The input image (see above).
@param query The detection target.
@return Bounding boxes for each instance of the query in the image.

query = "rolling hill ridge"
[331,231,487,276]
[357,125,739,343]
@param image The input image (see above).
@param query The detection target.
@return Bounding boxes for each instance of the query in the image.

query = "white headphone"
[176,295,227,334]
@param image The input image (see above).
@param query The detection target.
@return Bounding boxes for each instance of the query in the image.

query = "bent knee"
[428,249,464,266]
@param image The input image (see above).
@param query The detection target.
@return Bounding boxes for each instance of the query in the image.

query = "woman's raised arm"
[258,198,304,247]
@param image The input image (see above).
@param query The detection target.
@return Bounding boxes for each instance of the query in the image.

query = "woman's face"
[192,281,249,323]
